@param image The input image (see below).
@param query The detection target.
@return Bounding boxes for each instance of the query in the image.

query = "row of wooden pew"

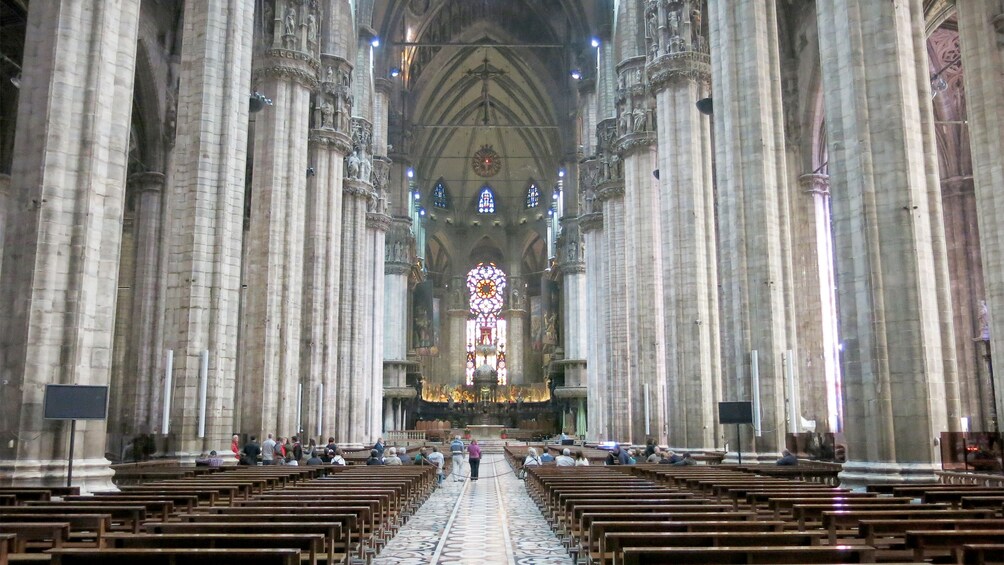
[521,459,1004,565]
[0,463,435,564]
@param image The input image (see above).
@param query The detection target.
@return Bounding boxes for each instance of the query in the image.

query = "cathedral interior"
[0,0,1002,489]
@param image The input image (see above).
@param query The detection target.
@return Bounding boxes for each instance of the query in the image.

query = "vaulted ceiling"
[373,0,604,222]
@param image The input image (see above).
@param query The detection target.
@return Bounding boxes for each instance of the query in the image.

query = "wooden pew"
[101,533,324,565]
[176,511,361,561]
[960,543,1004,565]
[0,521,69,553]
[588,521,786,565]
[0,514,109,546]
[1,505,146,533]
[604,531,825,565]
[857,518,1004,547]
[790,498,924,529]
[904,529,1004,562]
[24,499,172,523]
[820,508,996,545]
[620,545,878,564]
[1,533,12,565]
[145,521,342,564]
[45,548,300,565]
[64,494,197,514]
[576,511,758,562]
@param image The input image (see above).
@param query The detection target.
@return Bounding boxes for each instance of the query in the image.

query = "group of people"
[523,446,590,467]
[231,433,346,466]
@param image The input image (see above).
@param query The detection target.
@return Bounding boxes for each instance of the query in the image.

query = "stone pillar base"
[0,458,116,493]
[838,460,940,490]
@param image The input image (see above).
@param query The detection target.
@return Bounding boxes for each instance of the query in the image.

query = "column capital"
[366,211,392,232]
[579,212,604,233]
[616,131,658,155]
[308,128,353,154]
[343,178,373,197]
[385,263,411,275]
[595,181,625,202]
[374,77,394,95]
[615,56,649,104]
[128,171,166,193]
[252,48,319,90]
[798,173,830,196]
[647,51,711,91]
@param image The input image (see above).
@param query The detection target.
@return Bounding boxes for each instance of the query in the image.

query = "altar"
[467,424,505,440]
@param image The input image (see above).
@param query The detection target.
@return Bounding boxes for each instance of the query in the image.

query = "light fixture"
[371,37,380,47]
[390,67,401,77]
[696,97,713,116]
[9,74,20,89]
[569,69,582,80]
[306,167,316,177]
[558,168,566,178]
[552,190,560,200]
[413,192,420,200]
[419,207,426,216]
[407,167,414,178]
[249,91,273,113]
[591,37,600,48]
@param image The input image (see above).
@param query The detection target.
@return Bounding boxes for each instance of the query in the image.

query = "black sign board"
[43,384,109,420]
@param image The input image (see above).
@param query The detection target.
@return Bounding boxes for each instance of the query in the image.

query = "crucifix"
[465,54,506,126]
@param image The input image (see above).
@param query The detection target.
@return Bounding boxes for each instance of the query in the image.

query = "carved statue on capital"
[449,277,468,310]
[645,0,707,60]
[314,95,335,129]
[346,148,361,179]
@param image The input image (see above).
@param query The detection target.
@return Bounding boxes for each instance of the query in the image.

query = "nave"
[374,453,572,565]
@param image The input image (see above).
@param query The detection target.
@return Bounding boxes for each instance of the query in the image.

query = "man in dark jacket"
[241,436,261,465]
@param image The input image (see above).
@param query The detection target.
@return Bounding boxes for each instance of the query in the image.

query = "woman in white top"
[574,450,590,466]
[523,447,542,466]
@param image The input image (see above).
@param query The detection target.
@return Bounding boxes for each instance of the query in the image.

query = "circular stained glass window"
[466,262,507,315]
[472,144,502,177]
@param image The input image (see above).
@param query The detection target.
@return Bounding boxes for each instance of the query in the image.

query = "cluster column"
[0,0,141,486]
[301,54,353,439]
[646,0,721,450]
[240,0,321,437]
[958,1,1004,426]
[817,0,961,483]
[709,0,794,457]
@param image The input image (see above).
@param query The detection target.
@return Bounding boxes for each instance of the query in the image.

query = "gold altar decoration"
[421,383,551,403]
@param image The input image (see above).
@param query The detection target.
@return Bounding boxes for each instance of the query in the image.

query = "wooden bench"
[0,521,70,553]
[45,548,300,564]
[857,518,1004,547]
[69,493,199,513]
[1,533,12,565]
[603,531,825,565]
[145,521,342,564]
[0,514,109,546]
[960,543,1004,565]
[24,499,172,523]
[820,508,996,545]
[790,499,924,529]
[1,505,146,533]
[101,533,324,565]
[904,529,1004,562]
[588,520,786,565]
[620,545,878,564]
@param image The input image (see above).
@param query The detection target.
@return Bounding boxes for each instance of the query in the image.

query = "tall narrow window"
[432,181,448,209]
[477,185,495,214]
[465,262,507,385]
[525,182,540,208]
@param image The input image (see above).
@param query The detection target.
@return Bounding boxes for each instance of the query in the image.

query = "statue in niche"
[667,9,681,39]
[646,9,658,41]
[566,238,579,263]
[359,153,372,182]
[306,12,317,45]
[284,7,297,49]
[320,98,334,129]
[633,108,647,132]
[618,111,630,135]
[346,149,360,179]
[263,1,274,45]
[325,66,334,83]
[691,7,703,47]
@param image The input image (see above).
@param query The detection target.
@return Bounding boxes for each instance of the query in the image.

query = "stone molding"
[504,308,528,318]
[308,128,353,154]
[595,180,625,202]
[343,178,373,197]
[374,77,393,95]
[253,48,319,89]
[385,263,411,275]
[127,171,166,192]
[366,211,392,232]
[647,51,711,91]
[579,212,604,233]
[615,55,649,103]
[616,131,658,155]
[553,386,588,399]
[559,261,586,274]
[798,173,830,196]
[940,175,975,198]
[382,386,418,399]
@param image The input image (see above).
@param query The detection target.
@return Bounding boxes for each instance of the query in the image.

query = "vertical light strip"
[197,350,209,438]
[161,350,173,434]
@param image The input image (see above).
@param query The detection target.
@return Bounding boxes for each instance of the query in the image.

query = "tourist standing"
[450,436,466,481]
[468,439,482,481]
[427,446,445,485]
[261,433,277,465]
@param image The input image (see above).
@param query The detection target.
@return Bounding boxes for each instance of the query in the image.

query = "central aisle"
[373,453,573,565]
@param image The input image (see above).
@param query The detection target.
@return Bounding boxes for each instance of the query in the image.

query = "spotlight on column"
[9,73,20,89]
[569,69,582,80]
[407,167,414,178]
[653,169,660,180]
[306,167,316,177]
[371,37,381,47]
[389,67,401,78]
[558,168,566,178]
[696,97,714,116]
[249,92,273,113]
[591,37,601,48]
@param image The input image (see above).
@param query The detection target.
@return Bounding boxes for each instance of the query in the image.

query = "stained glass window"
[467,263,506,315]
[525,183,540,208]
[432,182,448,209]
[465,263,508,385]
[477,186,495,214]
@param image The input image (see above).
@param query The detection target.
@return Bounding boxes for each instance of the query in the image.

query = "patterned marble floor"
[373,453,573,565]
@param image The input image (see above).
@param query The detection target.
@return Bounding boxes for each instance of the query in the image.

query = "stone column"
[0,0,140,487]
[162,0,254,456]
[384,218,414,363]
[792,174,841,432]
[709,0,793,458]
[240,0,320,438]
[366,180,391,441]
[580,159,606,442]
[301,54,353,442]
[817,0,961,483]
[646,1,721,450]
[958,1,1004,427]
[0,173,9,277]
[616,55,668,444]
[558,222,587,360]
[505,275,527,385]
[127,172,167,433]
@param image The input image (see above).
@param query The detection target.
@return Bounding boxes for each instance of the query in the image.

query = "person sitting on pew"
[384,447,402,466]
[555,448,575,467]
[195,452,211,466]
[659,450,682,464]
[574,450,590,466]
[284,453,299,466]
[646,448,663,463]
[366,449,385,465]
[524,447,542,467]
[329,448,346,465]
[305,449,324,466]
[776,449,798,466]
[207,450,223,467]
[398,447,411,465]
[673,452,697,466]
[541,447,556,463]
[605,445,631,465]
